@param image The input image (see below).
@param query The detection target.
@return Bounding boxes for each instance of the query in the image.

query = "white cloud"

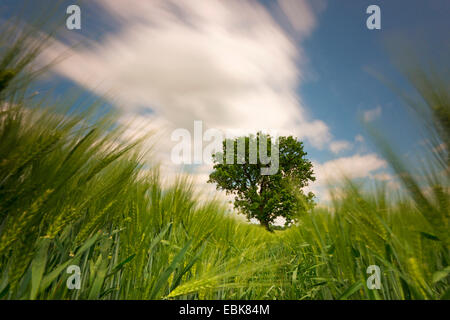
[355,134,365,143]
[277,0,317,36]
[48,2,321,133]
[41,0,341,149]
[38,0,364,204]
[363,106,382,122]
[372,173,402,191]
[313,153,387,185]
[305,153,388,202]
[329,140,352,154]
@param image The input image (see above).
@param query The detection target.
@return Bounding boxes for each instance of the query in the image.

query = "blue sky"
[299,0,448,159]
[1,0,449,201]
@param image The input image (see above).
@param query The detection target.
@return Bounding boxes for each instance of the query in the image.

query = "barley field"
[0,7,448,301]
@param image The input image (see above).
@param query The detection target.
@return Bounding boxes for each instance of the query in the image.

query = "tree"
[208,133,315,231]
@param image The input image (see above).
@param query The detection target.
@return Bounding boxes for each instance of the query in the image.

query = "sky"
[1,0,449,203]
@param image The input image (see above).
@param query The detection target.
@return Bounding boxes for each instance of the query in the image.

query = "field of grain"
[0,10,448,300]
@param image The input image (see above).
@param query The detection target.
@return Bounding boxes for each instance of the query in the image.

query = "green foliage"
[0,98,277,299]
[208,133,315,230]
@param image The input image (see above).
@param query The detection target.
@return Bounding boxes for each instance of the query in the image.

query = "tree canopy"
[208,133,315,231]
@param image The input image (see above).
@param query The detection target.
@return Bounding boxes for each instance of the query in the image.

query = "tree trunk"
[261,220,273,232]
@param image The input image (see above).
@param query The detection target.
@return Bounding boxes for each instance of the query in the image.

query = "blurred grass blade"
[30,238,50,300]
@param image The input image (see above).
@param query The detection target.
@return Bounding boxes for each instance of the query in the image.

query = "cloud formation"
[313,153,387,184]
[363,106,382,122]
[304,153,388,202]
[329,140,352,154]
[43,0,340,149]
[39,0,390,203]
